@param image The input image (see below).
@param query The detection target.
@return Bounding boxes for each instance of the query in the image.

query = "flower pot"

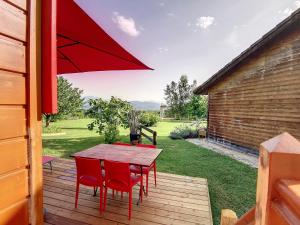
[130,133,140,145]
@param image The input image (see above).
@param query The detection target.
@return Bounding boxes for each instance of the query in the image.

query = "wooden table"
[72,144,162,167]
[72,144,162,203]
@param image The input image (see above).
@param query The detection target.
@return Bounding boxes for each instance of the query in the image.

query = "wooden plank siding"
[207,26,300,151]
[0,0,42,224]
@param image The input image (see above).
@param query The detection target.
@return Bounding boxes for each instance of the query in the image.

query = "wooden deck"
[43,158,213,225]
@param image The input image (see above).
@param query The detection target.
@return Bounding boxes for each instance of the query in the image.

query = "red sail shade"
[42,0,152,113]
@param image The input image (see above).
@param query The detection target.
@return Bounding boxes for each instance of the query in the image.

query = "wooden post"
[28,0,43,223]
[220,209,238,225]
[153,131,157,145]
[255,132,300,225]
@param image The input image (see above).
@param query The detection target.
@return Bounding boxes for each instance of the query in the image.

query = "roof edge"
[194,8,300,95]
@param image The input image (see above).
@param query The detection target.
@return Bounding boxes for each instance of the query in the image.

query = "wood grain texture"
[207,25,300,150]
[0,0,39,223]
[0,137,28,175]
[0,0,26,41]
[43,158,213,225]
[0,70,26,104]
[0,199,29,225]
[27,0,43,223]
[0,35,25,73]
[0,169,29,210]
[0,106,26,139]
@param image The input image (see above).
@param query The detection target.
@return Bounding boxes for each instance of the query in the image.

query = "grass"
[43,118,257,224]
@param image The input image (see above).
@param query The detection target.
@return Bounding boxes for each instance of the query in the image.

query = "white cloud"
[187,22,192,27]
[157,47,168,53]
[195,16,215,29]
[112,12,140,37]
[278,8,294,16]
[278,1,300,17]
[159,2,165,7]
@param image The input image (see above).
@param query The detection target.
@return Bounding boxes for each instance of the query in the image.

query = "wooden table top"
[72,144,162,167]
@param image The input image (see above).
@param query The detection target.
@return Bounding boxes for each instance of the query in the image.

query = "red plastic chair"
[112,142,132,197]
[75,157,104,213]
[103,160,143,220]
[113,142,132,146]
[130,143,157,195]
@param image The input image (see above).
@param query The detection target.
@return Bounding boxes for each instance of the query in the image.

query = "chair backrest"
[104,160,131,189]
[136,143,156,149]
[75,157,102,181]
[113,142,132,146]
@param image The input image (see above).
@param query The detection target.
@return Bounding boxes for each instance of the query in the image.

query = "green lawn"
[43,119,257,225]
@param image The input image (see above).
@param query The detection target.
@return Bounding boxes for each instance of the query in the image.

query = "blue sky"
[63,0,300,102]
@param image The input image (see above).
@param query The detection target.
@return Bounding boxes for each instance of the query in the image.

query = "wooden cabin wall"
[0,0,43,224]
[207,25,300,151]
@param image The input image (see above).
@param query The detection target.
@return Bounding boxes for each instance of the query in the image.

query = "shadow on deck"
[43,158,212,225]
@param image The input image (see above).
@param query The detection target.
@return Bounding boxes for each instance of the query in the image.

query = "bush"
[103,124,120,144]
[169,124,198,139]
[139,112,160,127]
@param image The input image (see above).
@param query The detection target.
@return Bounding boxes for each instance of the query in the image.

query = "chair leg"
[75,182,79,208]
[93,186,98,196]
[129,190,132,220]
[112,189,115,198]
[49,161,53,173]
[146,173,149,195]
[154,162,157,187]
[104,187,107,211]
[140,178,143,203]
[121,191,123,199]
[99,186,103,214]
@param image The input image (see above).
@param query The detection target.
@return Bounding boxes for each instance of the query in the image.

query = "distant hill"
[83,97,161,111]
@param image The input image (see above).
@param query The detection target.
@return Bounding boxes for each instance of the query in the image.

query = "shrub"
[103,124,120,144]
[86,97,132,143]
[169,124,198,139]
[139,112,160,127]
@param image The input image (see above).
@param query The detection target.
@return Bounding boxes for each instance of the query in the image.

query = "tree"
[164,75,197,119]
[44,77,84,126]
[187,95,208,119]
[86,97,133,143]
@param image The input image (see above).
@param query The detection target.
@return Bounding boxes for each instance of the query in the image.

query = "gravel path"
[186,138,258,168]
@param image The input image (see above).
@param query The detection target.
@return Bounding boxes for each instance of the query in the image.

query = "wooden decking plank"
[44,171,208,195]
[43,181,210,219]
[45,212,89,225]
[44,195,201,225]
[44,177,208,201]
[57,168,208,189]
[44,178,209,211]
[44,181,209,206]
[45,204,120,225]
[47,159,207,185]
[50,159,208,183]
[44,189,210,225]
[43,158,213,225]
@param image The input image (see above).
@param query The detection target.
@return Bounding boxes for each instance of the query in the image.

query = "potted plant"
[128,110,140,145]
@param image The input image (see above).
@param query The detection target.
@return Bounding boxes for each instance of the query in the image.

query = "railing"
[139,125,157,145]
[220,132,300,225]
